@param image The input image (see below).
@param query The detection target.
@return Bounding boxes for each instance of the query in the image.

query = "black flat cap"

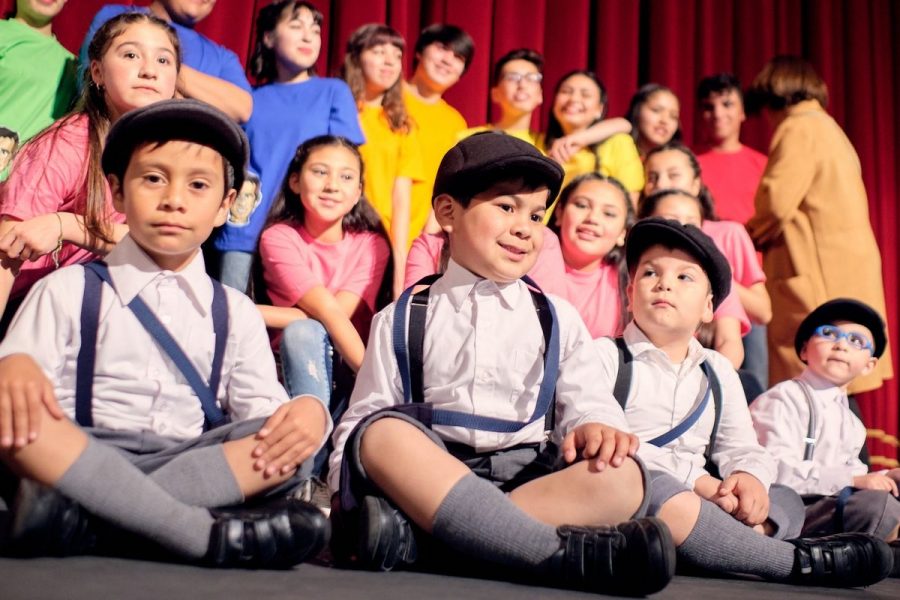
[626,217,732,310]
[102,99,249,191]
[794,298,887,358]
[433,131,564,206]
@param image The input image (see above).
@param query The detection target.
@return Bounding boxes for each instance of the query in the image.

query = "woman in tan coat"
[746,56,892,394]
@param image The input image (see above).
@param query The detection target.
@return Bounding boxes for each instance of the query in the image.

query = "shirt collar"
[104,235,213,315]
[434,259,527,312]
[798,368,846,400]
[623,320,708,370]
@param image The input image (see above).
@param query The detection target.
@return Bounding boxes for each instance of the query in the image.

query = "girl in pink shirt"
[257,135,389,475]
[549,174,634,338]
[0,13,180,332]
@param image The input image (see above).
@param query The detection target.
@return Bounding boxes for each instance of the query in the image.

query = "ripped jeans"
[280,319,337,479]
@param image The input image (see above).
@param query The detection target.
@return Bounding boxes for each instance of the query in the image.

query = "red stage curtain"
[5,0,899,466]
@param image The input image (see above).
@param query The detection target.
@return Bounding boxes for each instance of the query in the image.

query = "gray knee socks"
[432,473,560,571]
[55,439,214,559]
[149,446,243,508]
[678,499,796,580]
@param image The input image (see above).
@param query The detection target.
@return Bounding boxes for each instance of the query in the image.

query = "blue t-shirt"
[78,5,251,93]
[214,77,365,253]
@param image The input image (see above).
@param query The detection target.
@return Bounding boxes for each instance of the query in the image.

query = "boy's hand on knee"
[561,423,638,471]
[719,472,769,526]
[0,353,63,449]
[853,473,900,497]
[252,396,327,477]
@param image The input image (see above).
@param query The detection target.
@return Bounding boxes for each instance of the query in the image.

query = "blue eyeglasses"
[812,324,874,352]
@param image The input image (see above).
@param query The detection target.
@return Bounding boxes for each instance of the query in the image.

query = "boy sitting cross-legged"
[0,99,329,568]
[328,132,676,595]
[751,298,900,575]
[592,218,893,586]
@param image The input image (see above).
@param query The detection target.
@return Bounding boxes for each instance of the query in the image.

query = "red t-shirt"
[697,145,767,224]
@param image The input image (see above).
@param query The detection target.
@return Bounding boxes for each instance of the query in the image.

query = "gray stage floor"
[1,556,898,600]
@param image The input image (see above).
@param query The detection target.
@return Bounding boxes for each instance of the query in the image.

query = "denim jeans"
[741,324,769,391]
[280,319,338,478]
[218,251,253,293]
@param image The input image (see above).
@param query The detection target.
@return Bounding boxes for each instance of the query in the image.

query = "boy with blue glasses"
[751,298,900,576]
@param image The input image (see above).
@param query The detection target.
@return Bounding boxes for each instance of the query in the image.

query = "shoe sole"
[358,496,416,571]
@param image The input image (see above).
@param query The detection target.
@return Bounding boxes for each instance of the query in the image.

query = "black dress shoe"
[356,495,418,571]
[205,497,329,569]
[788,533,893,587]
[4,479,97,557]
[547,517,675,596]
[887,540,899,578]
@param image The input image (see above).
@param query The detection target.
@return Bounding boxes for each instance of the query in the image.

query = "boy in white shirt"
[594,218,893,586]
[329,132,675,595]
[0,99,329,568]
[751,298,900,573]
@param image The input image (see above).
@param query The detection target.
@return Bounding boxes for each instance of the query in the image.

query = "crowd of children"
[0,1,897,594]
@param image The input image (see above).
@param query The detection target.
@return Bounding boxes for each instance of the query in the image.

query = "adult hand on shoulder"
[718,471,769,526]
[853,472,899,497]
[251,395,328,478]
[561,423,638,471]
[0,353,64,449]
[0,214,62,262]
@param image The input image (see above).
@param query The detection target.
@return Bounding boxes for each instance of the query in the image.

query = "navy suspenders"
[392,275,560,433]
[75,261,230,431]
[611,337,723,458]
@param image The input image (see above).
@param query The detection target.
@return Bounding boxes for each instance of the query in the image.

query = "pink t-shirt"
[259,223,390,339]
[558,263,623,339]
[715,286,751,336]
[404,228,567,296]
[702,219,765,288]
[0,114,123,299]
[697,145,767,225]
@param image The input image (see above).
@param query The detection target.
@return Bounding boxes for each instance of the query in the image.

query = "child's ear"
[214,188,237,227]
[262,31,276,50]
[799,341,809,364]
[433,194,455,233]
[108,174,125,212]
[700,292,714,324]
[489,85,501,106]
[859,355,878,378]
[89,60,104,88]
[288,172,302,195]
[625,281,634,310]
[615,228,626,248]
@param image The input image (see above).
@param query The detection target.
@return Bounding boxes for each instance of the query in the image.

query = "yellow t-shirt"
[358,104,425,246]
[458,125,539,147]
[537,132,644,192]
[404,89,467,243]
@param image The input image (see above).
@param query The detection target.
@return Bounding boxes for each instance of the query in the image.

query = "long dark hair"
[626,83,682,147]
[544,70,608,169]
[252,135,392,305]
[642,142,717,221]
[551,173,635,333]
[341,24,410,133]
[250,0,323,85]
[7,12,180,248]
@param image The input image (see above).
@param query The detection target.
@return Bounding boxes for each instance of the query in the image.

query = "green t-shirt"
[0,19,77,146]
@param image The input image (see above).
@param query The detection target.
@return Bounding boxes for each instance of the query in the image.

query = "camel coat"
[747,100,892,394]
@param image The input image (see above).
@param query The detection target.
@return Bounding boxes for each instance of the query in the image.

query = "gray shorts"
[342,409,651,518]
[645,471,805,540]
[85,418,306,500]
[802,489,900,539]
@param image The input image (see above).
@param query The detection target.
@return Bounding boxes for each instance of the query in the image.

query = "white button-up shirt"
[750,368,868,495]
[328,259,630,492]
[0,235,330,442]
[594,322,776,489]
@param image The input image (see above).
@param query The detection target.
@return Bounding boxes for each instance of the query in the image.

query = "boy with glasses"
[751,298,900,575]
[459,49,544,146]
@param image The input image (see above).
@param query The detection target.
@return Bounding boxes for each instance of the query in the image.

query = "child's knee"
[358,417,425,465]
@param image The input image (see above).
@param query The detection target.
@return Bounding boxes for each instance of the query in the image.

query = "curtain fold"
[6,0,898,466]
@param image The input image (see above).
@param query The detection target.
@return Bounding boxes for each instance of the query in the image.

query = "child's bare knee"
[358,417,422,465]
